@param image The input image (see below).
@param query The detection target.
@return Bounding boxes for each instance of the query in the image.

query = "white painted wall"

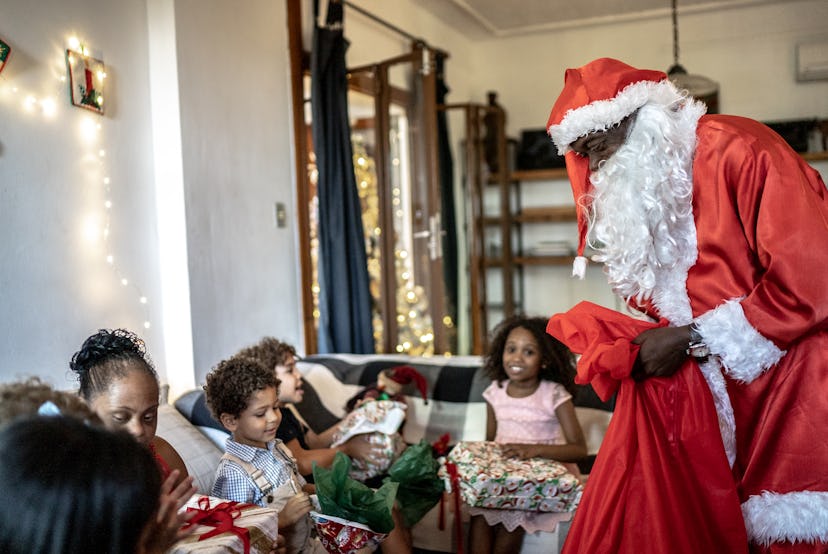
[0,0,167,389]
[0,0,302,394]
[173,0,302,385]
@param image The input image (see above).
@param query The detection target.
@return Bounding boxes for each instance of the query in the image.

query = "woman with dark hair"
[0,416,161,554]
[71,328,189,481]
[70,328,197,550]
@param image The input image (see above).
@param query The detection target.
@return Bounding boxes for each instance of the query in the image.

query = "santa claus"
[546,58,828,552]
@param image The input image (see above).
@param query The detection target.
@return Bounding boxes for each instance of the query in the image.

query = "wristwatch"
[686,324,711,362]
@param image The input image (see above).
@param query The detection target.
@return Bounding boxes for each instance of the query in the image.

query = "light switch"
[274,202,287,228]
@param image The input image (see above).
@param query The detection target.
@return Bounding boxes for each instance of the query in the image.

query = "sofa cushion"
[156,404,223,494]
[296,354,491,445]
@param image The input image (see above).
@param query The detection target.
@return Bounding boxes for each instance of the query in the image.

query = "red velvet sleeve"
[692,117,828,348]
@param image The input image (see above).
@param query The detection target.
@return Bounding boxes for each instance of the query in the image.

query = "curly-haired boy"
[204,356,323,554]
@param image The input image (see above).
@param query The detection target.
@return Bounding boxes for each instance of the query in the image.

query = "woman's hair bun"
[69,329,147,376]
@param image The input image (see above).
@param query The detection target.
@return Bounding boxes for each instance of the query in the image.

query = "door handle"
[412,213,444,261]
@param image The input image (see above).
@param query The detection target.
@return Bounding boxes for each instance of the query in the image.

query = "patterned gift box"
[309,511,388,554]
[442,441,582,512]
[331,400,407,480]
[168,495,279,554]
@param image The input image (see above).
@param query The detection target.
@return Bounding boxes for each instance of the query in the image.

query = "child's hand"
[501,443,539,460]
[340,434,382,464]
[279,492,312,527]
[269,533,287,554]
[138,469,197,553]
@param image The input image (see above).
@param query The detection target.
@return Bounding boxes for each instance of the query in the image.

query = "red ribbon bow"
[184,497,253,554]
[432,433,451,456]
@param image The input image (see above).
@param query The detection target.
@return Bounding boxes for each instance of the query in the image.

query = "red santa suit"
[546,58,828,552]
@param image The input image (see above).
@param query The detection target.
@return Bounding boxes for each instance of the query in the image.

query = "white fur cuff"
[743,491,828,545]
[694,299,785,383]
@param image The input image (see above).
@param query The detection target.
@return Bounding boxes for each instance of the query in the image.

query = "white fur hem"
[694,299,785,383]
[548,79,683,154]
[743,491,828,545]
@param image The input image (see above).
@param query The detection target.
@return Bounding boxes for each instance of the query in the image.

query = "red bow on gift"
[184,497,253,554]
[432,433,451,456]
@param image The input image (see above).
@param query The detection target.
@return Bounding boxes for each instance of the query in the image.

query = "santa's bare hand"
[631,325,692,380]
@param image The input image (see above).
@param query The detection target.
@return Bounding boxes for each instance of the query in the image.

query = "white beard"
[586,99,705,316]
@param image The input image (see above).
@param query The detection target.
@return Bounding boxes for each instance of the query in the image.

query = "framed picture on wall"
[65,49,106,114]
[0,38,10,75]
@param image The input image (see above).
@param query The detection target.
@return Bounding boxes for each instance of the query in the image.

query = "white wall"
[0,0,303,394]
[173,0,302,385]
[0,0,167,389]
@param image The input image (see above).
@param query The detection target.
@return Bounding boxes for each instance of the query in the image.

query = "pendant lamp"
[668,0,719,113]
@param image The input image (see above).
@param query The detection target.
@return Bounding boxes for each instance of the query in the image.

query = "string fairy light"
[3,36,152,328]
[68,36,152,330]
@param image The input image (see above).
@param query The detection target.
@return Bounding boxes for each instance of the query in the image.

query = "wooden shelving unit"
[474,160,578,351]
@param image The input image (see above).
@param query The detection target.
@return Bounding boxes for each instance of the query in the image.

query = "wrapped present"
[440,441,582,512]
[309,511,388,554]
[331,400,407,480]
[168,495,279,554]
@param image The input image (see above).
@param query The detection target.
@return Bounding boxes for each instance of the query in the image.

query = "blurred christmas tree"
[352,136,434,355]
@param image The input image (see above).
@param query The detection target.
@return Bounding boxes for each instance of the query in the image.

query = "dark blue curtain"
[436,54,458,350]
[311,0,374,353]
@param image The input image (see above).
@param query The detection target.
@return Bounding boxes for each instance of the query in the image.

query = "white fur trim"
[548,79,684,154]
[572,256,587,279]
[743,491,828,545]
[694,300,785,383]
[697,358,737,467]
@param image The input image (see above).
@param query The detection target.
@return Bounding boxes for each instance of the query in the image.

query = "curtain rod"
[335,0,446,56]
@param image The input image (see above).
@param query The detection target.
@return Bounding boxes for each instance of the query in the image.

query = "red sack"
[547,302,747,554]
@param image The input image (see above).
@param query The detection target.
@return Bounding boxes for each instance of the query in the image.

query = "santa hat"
[386,365,429,403]
[546,58,682,278]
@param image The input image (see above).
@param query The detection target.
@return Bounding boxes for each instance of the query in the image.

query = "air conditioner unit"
[796,40,828,82]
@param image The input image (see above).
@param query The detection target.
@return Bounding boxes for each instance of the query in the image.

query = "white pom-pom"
[572,256,587,279]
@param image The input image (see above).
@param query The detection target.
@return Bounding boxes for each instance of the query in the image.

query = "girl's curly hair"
[483,315,577,395]
[236,337,297,371]
[203,356,280,419]
[0,378,102,428]
[69,329,158,402]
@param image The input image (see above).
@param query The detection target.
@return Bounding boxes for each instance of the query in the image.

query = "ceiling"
[415,0,785,39]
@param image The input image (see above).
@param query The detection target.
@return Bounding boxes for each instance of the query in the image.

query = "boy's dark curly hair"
[69,329,158,402]
[203,356,280,419]
[236,337,297,371]
[483,315,577,395]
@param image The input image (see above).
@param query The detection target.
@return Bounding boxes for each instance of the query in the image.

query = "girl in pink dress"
[469,316,587,554]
